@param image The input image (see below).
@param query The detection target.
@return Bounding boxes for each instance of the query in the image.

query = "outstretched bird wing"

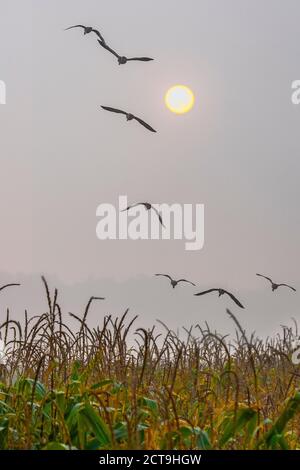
[155,274,173,282]
[97,40,120,59]
[256,273,273,284]
[121,203,145,212]
[194,289,218,296]
[177,279,196,286]
[91,29,105,42]
[133,116,157,133]
[223,290,245,309]
[65,25,86,31]
[151,206,165,227]
[101,106,127,115]
[126,57,154,62]
[0,283,21,293]
[277,284,296,292]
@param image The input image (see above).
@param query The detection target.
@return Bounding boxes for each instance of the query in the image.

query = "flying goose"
[121,203,164,227]
[194,288,245,309]
[155,274,195,289]
[101,106,156,133]
[65,25,105,42]
[97,39,153,65]
[256,273,296,292]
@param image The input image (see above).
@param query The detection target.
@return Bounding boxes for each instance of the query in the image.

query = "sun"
[165,85,195,114]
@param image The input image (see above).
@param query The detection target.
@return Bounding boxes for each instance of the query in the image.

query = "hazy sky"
[0,0,300,336]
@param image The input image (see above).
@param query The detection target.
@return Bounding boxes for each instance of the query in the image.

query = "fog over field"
[0,0,300,336]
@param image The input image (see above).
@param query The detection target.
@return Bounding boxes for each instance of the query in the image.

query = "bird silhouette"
[256,274,296,292]
[121,203,164,227]
[65,25,105,42]
[101,106,156,133]
[0,283,21,294]
[194,288,245,309]
[97,39,153,65]
[155,274,195,289]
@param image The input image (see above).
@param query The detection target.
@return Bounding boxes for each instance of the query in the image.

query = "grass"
[0,277,300,450]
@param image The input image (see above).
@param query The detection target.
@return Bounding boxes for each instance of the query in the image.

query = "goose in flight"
[0,283,20,294]
[194,288,245,309]
[155,274,195,289]
[97,40,153,65]
[65,25,105,42]
[101,106,156,133]
[256,273,296,292]
[121,203,165,227]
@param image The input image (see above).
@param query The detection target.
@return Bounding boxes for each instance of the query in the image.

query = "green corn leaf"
[194,428,212,450]
[219,408,257,447]
[114,421,128,441]
[90,379,113,390]
[79,403,111,447]
[138,397,158,415]
[265,392,300,448]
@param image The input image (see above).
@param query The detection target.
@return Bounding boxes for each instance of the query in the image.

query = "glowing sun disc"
[165,85,195,114]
